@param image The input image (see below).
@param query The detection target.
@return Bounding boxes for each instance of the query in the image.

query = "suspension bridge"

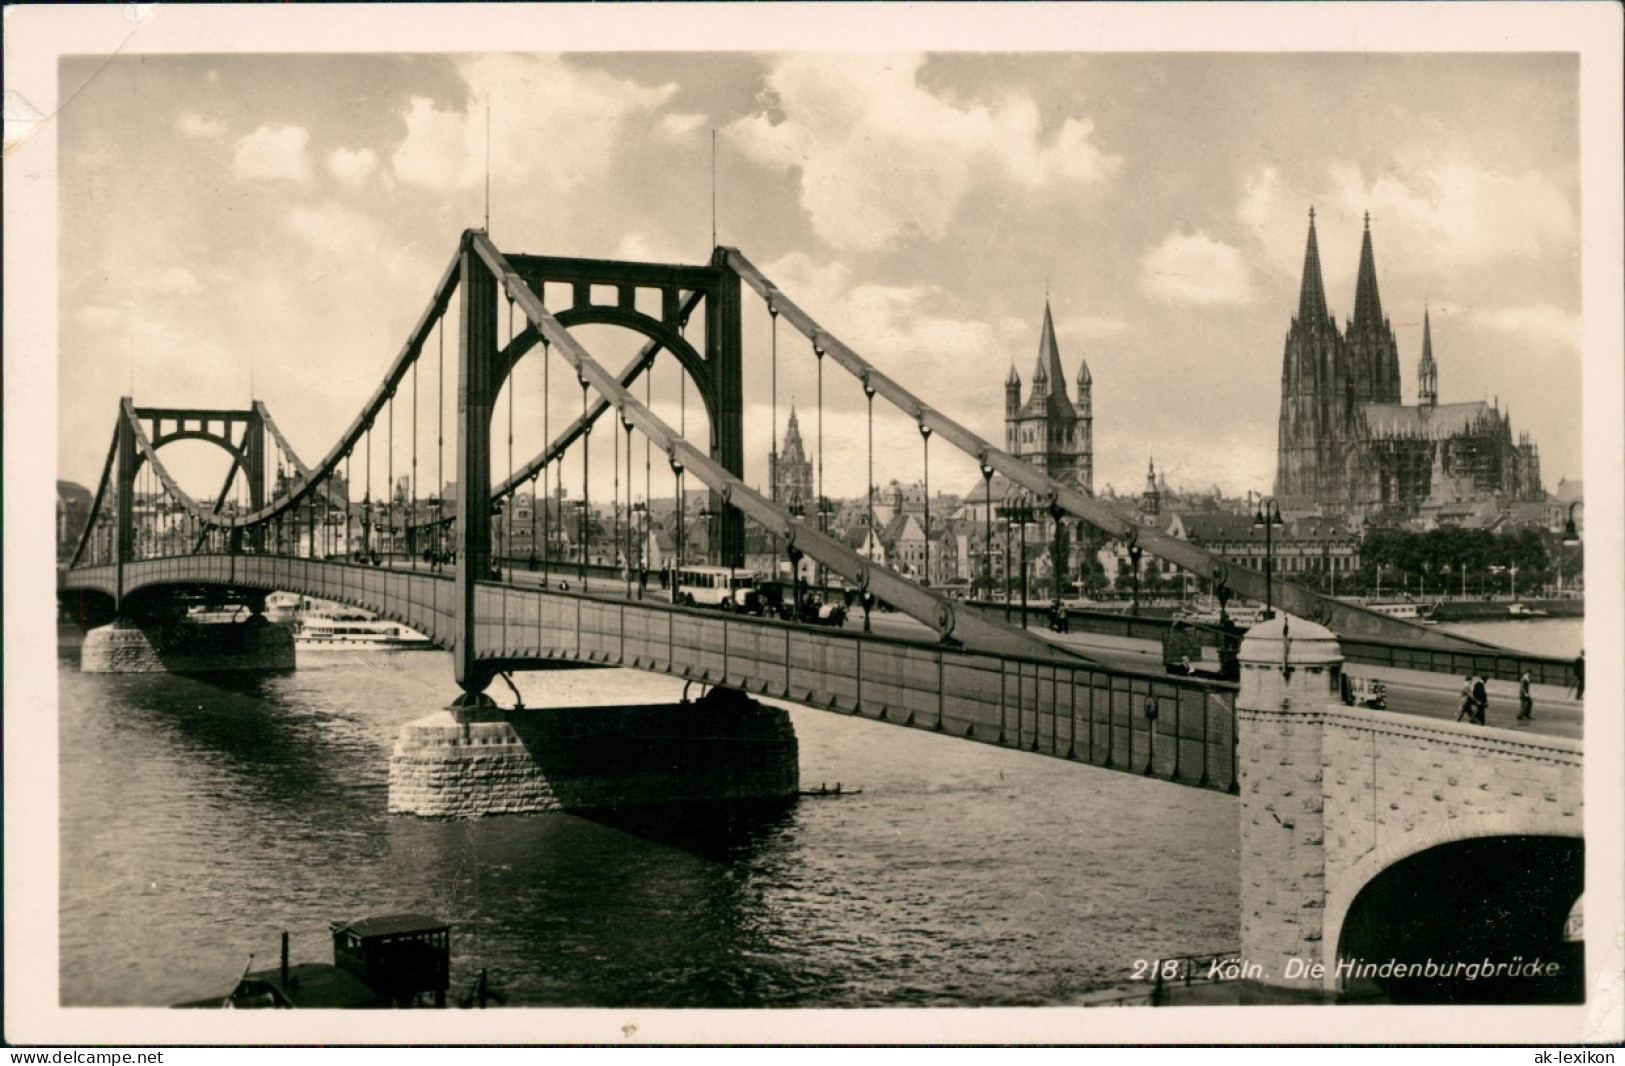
[58,230,1584,1001]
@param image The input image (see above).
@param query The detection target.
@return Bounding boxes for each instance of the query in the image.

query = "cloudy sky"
[55,45,1582,508]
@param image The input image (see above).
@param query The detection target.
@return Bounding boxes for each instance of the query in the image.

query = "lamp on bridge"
[817,496,836,593]
[1126,528,1143,617]
[1252,496,1284,621]
[1048,498,1067,612]
[669,455,686,599]
[978,461,995,604]
[996,491,1036,629]
[427,495,442,560]
[631,499,648,599]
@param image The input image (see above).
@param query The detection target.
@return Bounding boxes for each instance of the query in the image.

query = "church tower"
[770,405,814,510]
[1344,213,1403,406]
[1076,347,1094,495]
[1275,207,1342,501]
[1005,300,1086,488]
[1418,304,1438,408]
[1140,457,1162,519]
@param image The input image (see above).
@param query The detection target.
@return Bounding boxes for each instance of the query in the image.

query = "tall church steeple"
[1034,301,1066,400]
[1297,206,1330,326]
[1345,211,1402,404]
[1418,303,1438,408]
[1351,212,1385,330]
[1277,206,1342,501]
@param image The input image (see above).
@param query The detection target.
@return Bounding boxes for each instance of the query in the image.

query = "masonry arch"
[1332,822,1582,1004]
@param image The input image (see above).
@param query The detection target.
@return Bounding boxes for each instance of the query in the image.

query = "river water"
[59,645,1240,1008]
[57,615,1584,1008]
[1436,618,1585,659]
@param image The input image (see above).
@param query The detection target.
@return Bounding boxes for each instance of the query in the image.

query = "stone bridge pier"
[388,685,800,818]
[1237,616,1584,1005]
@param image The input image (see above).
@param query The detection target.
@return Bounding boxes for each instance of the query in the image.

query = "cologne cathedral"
[1275,209,1543,520]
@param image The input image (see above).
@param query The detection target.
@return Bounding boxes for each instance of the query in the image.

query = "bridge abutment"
[79,616,296,674]
[1236,615,1345,1001]
[388,686,799,818]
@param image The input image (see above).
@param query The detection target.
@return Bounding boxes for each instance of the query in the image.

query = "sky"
[55,47,1583,510]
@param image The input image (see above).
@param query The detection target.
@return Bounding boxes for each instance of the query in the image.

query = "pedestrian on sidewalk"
[1572,650,1585,699]
[1457,676,1477,723]
[1471,674,1489,725]
[1517,670,1534,721]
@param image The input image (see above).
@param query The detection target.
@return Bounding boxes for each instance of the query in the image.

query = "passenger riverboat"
[295,609,433,650]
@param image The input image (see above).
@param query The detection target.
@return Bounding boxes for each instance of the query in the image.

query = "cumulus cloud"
[726,54,1119,253]
[390,56,676,192]
[176,111,225,139]
[660,112,707,138]
[1140,231,1253,306]
[1474,305,1580,348]
[1327,163,1576,270]
[234,125,311,182]
[326,147,378,188]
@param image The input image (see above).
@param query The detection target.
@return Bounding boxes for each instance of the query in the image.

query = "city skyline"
[53,46,1582,510]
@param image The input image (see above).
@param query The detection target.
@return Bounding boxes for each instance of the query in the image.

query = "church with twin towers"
[1275,208,1544,520]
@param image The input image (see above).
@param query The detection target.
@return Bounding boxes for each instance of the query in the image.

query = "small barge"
[176,913,454,1009]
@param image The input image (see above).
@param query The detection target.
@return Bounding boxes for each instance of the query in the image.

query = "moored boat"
[175,914,456,1009]
[295,609,433,650]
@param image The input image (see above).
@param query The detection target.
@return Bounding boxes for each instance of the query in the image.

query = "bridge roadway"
[481,565,1583,741]
[65,553,1248,794]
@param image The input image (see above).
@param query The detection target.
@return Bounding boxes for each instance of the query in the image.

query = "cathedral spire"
[1418,303,1438,408]
[1352,211,1385,329]
[1296,206,1329,324]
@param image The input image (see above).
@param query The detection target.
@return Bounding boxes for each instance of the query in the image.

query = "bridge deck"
[65,555,1246,794]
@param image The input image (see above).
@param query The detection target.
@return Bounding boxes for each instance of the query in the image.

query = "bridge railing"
[68,554,1245,793]
[471,578,1243,793]
[962,600,1573,685]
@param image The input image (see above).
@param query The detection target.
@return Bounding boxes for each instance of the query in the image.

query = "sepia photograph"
[6,2,1622,1049]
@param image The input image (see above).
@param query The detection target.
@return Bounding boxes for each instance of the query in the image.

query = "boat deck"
[174,963,386,1009]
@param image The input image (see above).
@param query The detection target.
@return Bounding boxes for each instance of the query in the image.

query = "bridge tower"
[452,232,747,699]
[109,399,270,614]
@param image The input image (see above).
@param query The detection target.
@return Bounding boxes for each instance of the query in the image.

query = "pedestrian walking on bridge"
[1517,670,1534,721]
[1456,677,1476,724]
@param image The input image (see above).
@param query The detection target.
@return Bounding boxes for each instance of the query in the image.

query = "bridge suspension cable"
[469,232,1077,663]
[719,247,1489,649]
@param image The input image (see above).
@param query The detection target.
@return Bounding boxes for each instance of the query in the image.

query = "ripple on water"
[59,659,1238,1007]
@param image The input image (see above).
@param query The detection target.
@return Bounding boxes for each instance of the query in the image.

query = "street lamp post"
[1019,510,1030,629]
[919,421,932,589]
[994,494,1033,627]
[995,496,1012,621]
[1253,496,1285,620]
[1049,499,1066,614]
[631,500,648,599]
[979,462,994,602]
[670,456,685,604]
[997,493,1035,629]
[818,496,835,595]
